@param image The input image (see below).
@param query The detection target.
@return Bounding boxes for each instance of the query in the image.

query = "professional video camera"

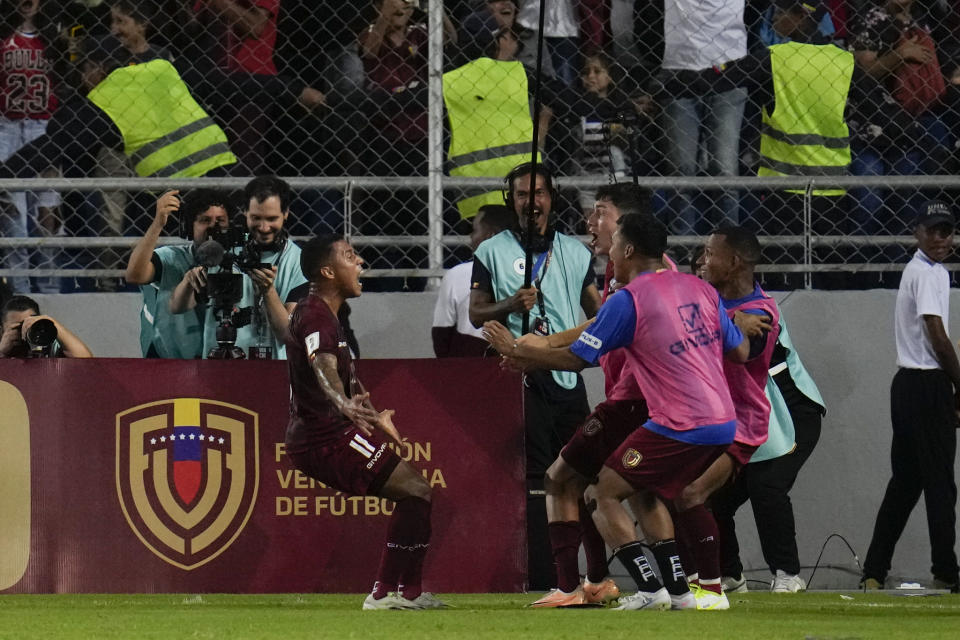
[196,217,270,360]
[600,109,644,133]
[599,102,658,185]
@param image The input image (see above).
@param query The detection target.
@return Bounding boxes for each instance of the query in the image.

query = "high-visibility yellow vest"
[88,59,237,178]
[759,42,853,196]
[443,57,537,218]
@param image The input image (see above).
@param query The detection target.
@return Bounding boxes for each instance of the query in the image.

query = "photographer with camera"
[169,176,306,360]
[0,296,93,358]
[125,189,230,358]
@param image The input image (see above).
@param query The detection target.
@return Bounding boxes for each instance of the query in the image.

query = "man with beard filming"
[468,162,600,589]
[169,176,306,360]
[0,295,92,358]
[125,189,230,358]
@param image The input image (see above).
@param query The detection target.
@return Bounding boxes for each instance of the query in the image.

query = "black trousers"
[523,370,590,590]
[713,400,822,577]
[863,368,959,584]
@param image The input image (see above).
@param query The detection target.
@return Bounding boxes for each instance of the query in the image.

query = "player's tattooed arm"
[311,352,380,434]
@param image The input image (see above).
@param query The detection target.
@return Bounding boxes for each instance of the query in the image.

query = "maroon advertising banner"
[0,358,526,594]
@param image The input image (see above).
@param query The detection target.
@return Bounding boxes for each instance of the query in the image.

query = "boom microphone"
[196,239,226,268]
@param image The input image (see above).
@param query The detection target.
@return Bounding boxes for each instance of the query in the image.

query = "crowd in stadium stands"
[2,0,960,293]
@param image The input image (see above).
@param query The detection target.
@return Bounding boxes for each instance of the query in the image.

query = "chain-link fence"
[1,0,959,294]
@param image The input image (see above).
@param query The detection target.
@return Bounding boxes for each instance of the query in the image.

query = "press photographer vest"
[443,58,538,218]
[473,230,592,389]
[87,59,237,178]
[753,311,826,463]
[758,42,853,196]
[139,245,204,359]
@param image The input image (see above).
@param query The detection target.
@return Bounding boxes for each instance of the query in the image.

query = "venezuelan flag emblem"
[116,398,259,570]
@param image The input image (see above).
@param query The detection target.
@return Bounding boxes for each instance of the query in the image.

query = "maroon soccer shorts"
[724,440,759,472]
[288,427,401,497]
[605,426,726,500]
[561,399,649,479]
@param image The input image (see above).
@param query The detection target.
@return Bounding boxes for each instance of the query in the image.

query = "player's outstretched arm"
[482,318,594,356]
[541,319,595,350]
[482,321,590,372]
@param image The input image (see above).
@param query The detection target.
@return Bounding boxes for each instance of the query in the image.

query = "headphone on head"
[502,162,558,217]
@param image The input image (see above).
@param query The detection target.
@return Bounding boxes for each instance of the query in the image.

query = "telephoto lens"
[25,318,57,350]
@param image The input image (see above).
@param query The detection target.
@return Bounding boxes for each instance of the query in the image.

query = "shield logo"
[116,398,259,570]
[621,448,643,469]
[582,416,603,437]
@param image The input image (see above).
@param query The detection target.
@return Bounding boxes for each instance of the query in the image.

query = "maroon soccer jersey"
[285,294,354,453]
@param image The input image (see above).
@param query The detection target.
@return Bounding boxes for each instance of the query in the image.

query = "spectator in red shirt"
[0,0,60,294]
[189,0,282,174]
[191,0,280,75]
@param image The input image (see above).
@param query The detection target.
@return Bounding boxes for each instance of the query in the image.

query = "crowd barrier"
[0,357,525,593]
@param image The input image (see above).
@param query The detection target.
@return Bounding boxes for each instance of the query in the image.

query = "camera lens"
[26,318,57,349]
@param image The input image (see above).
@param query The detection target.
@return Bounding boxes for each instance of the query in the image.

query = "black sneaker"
[932,578,959,593]
[860,577,883,590]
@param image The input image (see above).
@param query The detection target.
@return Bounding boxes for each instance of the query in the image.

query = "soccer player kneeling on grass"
[283,235,445,610]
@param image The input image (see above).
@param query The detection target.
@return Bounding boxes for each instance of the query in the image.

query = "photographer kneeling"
[0,296,93,358]
[169,176,307,359]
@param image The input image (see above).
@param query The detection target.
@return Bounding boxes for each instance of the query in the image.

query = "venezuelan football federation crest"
[581,416,603,437]
[116,398,259,570]
[621,448,642,469]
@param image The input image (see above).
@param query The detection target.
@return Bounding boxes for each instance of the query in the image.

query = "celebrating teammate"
[487,184,665,607]
[283,235,444,610]
[673,226,779,608]
[486,214,749,610]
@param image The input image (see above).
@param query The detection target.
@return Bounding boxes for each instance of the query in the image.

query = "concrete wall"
[30,289,960,589]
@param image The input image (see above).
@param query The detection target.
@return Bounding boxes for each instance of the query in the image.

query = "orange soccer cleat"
[583,578,621,605]
[530,587,589,608]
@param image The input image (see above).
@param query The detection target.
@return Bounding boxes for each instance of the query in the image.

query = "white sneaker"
[771,570,806,593]
[670,590,697,610]
[407,592,449,609]
[612,587,671,611]
[721,574,748,593]
[362,591,423,610]
[694,589,730,610]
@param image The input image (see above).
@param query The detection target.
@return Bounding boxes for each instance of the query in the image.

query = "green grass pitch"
[2,592,959,639]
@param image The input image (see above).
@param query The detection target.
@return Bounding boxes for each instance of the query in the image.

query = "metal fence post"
[426,0,445,289]
[804,181,813,290]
